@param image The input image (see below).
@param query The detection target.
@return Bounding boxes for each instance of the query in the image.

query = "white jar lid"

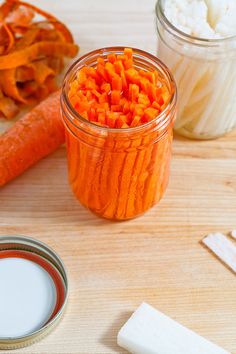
[0,235,68,350]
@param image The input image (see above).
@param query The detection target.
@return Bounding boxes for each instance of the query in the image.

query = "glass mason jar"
[61,47,177,220]
[156,0,236,140]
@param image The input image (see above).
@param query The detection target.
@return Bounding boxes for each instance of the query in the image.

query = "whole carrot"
[0,90,64,187]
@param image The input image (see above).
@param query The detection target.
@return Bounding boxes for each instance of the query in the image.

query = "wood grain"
[0,0,236,353]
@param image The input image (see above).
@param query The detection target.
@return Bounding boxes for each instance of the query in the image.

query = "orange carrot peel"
[0,0,78,119]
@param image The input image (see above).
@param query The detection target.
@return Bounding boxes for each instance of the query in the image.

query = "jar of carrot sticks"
[61,47,177,220]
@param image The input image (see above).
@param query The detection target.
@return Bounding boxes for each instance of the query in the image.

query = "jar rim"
[155,0,236,45]
[61,46,177,135]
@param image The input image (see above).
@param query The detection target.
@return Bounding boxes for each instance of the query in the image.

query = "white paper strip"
[117,302,230,354]
[202,233,236,273]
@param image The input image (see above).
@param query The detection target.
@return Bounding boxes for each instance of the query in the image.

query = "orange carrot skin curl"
[61,48,177,220]
[0,0,78,119]
[0,90,64,186]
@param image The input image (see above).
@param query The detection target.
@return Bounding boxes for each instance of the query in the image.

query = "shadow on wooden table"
[173,131,190,142]
[100,311,132,353]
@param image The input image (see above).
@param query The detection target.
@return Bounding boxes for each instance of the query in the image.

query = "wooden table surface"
[1,0,236,353]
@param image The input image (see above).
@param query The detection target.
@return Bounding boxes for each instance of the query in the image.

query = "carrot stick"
[81,135,103,210]
[125,134,149,218]
[87,136,115,213]
[96,137,115,213]
[134,138,154,214]
[0,90,64,186]
[115,137,139,219]
[87,153,104,212]
[142,141,164,211]
[72,140,89,205]
[142,130,172,212]
[102,138,130,219]
[65,132,79,187]
[152,130,172,206]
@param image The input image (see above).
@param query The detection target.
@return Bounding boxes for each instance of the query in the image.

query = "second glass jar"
[156,0,236,140]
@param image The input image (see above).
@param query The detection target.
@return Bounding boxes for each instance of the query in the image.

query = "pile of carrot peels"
[0,0,78,119]
[68,48,170,128]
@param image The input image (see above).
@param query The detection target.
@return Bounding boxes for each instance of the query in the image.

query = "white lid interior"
[0,257,56,338]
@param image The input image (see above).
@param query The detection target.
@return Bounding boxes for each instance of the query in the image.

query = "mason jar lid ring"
[0,235,68,350]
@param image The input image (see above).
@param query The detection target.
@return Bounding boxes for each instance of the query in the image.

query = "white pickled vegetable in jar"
[156,0,236,139]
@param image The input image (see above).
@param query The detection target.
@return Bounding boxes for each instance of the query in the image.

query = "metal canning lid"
[0,235,68,350]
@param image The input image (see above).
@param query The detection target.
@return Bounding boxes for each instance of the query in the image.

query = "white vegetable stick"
[214,90,236,136]
[192,62,223,134]
[172,56,183,73]
[215,88,236,135]
[207,61,236,135]
[198,63,232,136]
[202,233,236,273]
[177,125,200,139]
[187,70,215,107]
[193,62,230,135]
[175,90,208,129]
[231,230,236,240]
[117,303,230,354]
[177,96,209,130]
[227,106,236,131]
[172,56,188,83]
[175,62,210,127]
[177,61,204,114]
[172,54,214,128]
[227,88,236,130]
[218,64,236,133]
[158,43,182,74]
[157,43,183,87]
[175,99,205,129]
